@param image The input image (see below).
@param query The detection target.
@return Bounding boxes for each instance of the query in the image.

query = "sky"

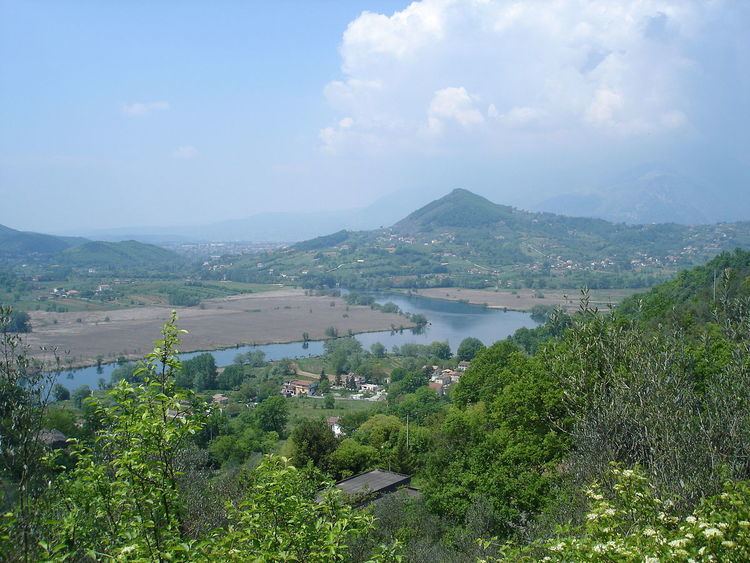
[1,0,748,233]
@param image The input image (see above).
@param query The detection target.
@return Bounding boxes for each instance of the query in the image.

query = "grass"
[287,396,378,423]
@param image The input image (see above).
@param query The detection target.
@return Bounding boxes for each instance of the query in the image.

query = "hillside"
[60,240,185,270]
[0,223,185,272]
[617,248,750,325]
[213,189,750,291]
[0,223,86,258]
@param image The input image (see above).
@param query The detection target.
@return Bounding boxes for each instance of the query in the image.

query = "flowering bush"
[488,465,750,561]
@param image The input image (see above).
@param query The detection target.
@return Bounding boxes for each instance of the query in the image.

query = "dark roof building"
[331,469,418,505]
[39,429,68,449]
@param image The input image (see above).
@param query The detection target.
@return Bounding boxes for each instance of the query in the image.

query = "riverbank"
[24,289,415,370]
[409,287,641,312]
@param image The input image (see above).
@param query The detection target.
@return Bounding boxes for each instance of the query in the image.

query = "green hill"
[617,248,750,325]
[60,240,185,270]
[0,224,86,258]
[216,189,750,291]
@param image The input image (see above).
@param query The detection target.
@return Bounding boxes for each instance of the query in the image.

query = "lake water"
[56,293,537,390]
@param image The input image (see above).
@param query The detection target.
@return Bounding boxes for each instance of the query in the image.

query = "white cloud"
[320,0,707,153]
[172,145,198,160]
[428,87,484,133]
[121,101,170,117]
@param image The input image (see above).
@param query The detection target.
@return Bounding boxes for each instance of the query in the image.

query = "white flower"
[686,516,697,524]
[721,541,736,548]
[643,528,657,537]
[703,527,723,539]
[669,539,688,548]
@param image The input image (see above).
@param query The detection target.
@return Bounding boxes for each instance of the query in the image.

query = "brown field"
[413,287,641,312]
[24,289,412,368]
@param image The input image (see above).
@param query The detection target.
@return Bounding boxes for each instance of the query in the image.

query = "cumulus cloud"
[121,101,170,117]
[172,145,198,160]
[319,0,715,154]
[428,87,484,134]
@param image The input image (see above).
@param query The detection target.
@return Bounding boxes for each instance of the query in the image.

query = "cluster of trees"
[1,312,395,561]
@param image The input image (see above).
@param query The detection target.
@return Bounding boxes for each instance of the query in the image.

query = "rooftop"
[335,469,411,497]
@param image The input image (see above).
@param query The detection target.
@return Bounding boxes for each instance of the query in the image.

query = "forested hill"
[0,223,185,271]
[60,240,185,270]
[0,223,86,258]
[216,189,750,290]
[617,248,750,325]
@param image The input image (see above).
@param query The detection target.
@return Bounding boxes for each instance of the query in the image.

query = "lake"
[55,292,537,390]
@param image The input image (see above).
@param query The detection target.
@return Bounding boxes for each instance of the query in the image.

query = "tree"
[39,312,206,560]
[6,310,31,333]
[197,456,385,561]
[430,341,452,360]
[52,383,70,402]
[323,393,335,409]
[0,306,57,559]
[328,438,378,479]
[71,384,92,408]
[254,395,289,435]
[371,342,386,358]
[456,337,485,361]
[290,418,338,469]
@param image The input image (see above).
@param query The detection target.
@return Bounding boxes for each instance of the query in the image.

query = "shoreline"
[404,287,639,313]
[49,322,419,372]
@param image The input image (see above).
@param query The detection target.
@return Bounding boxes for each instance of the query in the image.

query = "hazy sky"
[1,0,748,233]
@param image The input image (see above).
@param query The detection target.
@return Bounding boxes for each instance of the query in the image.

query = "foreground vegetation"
[3,249,750,561]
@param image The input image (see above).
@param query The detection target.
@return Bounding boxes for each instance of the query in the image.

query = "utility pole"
[713,269,717,302]
[406,413,410,450]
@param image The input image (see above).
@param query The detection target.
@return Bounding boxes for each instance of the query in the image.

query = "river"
[55,292,537,390]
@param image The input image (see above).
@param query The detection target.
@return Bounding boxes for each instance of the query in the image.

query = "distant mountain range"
[533,168,740,225]
[215,189,750,290]
[69,167,749,246]
[77,188,443,244]
[0,224,184,270]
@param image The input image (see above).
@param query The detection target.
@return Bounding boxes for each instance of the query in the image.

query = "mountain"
[0,223,185,271]
[533,168,729,225]
[0,224,86,258]
[78,187,444,243]
[60,240,185,269]
[393,188,517,231]
[216,189,750,291]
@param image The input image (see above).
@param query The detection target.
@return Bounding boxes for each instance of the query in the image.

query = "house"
[282,380,312,397]
[39,429,68,449]
[428,381,445,396]
[457,361,471,372]
[211,393,229,406]
[328,469,419,506]
[327,416,343,437]
[360,383,381,393]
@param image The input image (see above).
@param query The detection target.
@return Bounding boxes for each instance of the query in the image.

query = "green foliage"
[422,347,569,535]
[196,455,383,561]
[51,383,70,402]
[254,395,289,434]
[456,337,485,361]
[290,418,339,469]
[41,312,205,560]
[177,352,218,390]
[328,438,379,479]
[496,465,750,562]
[4,309,31,333]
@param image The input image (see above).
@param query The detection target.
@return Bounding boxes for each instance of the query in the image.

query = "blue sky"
[1,1,748,232]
